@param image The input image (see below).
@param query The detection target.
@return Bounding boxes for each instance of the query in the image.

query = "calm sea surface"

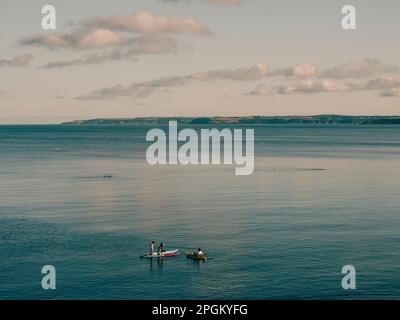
[1,124,400,299]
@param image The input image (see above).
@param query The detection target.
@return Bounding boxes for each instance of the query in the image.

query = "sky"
[0,0,400,124]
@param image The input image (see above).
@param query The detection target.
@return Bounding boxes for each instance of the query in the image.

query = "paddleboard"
[141,249,179,258]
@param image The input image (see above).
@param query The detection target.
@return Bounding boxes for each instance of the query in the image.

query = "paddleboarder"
[194,248,204,257]
[150,240,155,254]
[158,242,165,255]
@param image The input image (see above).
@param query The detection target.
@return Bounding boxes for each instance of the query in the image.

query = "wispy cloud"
[269,60,396,79]
[21,11,209,50]
[364,76,400,90]
[0,54,33,67]
[272,64,318,78]
[77,64,268,100]
[245,84,274,96]
[20,11,209,68]
[20,29,126,50]
[83,11,210,34]
[40,35,177,69]
[246,59,400,97]
[76,58,400,100]
[40,52,130,69]
[380,88,400,97]
[275,79,361,94]
[190,64,268,81]
[320,59,398,79]
[269,76,400,96]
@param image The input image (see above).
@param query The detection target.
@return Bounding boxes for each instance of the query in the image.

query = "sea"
[1,124,400,299]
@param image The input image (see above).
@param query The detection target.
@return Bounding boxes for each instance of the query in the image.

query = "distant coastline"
[61,115,400,125]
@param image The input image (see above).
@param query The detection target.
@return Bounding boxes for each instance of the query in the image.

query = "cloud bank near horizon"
[0,54,33,67]
[77,59,400,100]
[76,64,269,100]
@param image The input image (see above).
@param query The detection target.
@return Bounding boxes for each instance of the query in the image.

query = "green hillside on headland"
[62,115,400,125]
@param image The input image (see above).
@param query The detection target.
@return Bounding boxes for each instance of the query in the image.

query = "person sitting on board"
[150,240,155,254]
[158,242,165,255]
[194,248,204,257]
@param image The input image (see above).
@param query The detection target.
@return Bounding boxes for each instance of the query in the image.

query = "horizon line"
[2,114,400,125]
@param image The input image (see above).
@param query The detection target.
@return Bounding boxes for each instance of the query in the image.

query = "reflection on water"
[186,258,208,271]
[1,125,400,299]
[148,258,164,272]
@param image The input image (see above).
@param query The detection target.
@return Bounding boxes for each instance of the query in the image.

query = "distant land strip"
[62,115,400,125]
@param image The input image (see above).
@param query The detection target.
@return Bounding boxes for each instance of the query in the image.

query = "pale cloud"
[83,11,210,34]
[190,64,268,81]
[380,88,400,97]
[20,29,126,50]
[0,53,33,67]
[246,60,400,97]
[269,75,400,96]
[77,75,191,100]
[273,64,318,78]
[271,60,397,79]
[76,29,126,48]
[245,84,274,96]
[21,33,69,49]
[40,51,128,69]
[321,58,398,79]
[124,35,178,55]
[290,64,318,77]
[78,60,400,100]
[77,64,269,100]
[276,79,360,94]
[20,11,208,68]
[364,76,400,90]
[41,35,176,69]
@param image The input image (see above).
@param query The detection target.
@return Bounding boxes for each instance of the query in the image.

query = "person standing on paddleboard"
[150,240,155,254]
[158,242,165,255]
